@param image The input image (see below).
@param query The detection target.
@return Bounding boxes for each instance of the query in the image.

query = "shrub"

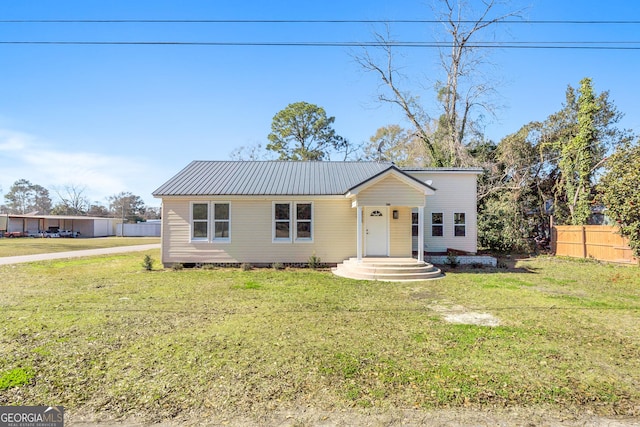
[446,251,460,268]
[308,253,322,269]
[142,254,154,271]
[172,263,184,271]
[241,263,252,271]
[478,193,533,253]
[600,142,640,257]
[272,262,285,270]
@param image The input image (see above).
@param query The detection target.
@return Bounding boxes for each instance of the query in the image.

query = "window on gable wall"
[213,203,230,241]
[431,212,443,237]
[454,212,466,237]
[192,203,208,240]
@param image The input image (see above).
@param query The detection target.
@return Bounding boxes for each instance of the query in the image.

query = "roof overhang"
[345,165,436,198]
[2,214,115,221]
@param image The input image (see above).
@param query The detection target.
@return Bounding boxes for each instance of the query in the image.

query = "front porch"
[345,168,435,265]
[332,257,443,282]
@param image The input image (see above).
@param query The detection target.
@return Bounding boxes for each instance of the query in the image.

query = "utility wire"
[2,19,640,24]
[1,41,639,50]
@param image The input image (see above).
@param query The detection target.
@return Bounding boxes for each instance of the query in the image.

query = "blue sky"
[1,0,638,208]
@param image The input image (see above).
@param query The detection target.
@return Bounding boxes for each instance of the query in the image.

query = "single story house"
[153,161,483,267]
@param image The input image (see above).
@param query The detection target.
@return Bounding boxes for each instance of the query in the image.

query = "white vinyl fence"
[117,222,161,237]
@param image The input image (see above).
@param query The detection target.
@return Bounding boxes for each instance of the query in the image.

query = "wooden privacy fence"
[552,225,638,264]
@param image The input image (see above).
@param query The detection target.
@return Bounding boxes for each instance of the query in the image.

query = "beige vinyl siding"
[407,171,478,254]
[161,197,357,265]
[389,206,413,257]
[356,175,425,207]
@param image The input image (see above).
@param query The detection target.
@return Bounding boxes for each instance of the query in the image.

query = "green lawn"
[0,237,160,257]
[0,253,638,423]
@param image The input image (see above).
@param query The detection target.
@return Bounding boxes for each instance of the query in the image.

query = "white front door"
[365,207,388,256]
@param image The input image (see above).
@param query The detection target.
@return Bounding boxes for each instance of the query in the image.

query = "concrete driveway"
[0,244,160,265]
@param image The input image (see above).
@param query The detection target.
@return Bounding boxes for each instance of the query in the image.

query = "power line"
[1,40,639,50]
[2,19,640,24]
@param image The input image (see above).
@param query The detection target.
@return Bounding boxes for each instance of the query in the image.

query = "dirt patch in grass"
[427,302,501,327]
[67,406,640,426]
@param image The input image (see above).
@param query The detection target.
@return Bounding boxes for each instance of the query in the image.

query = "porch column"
[418,206,424,262]
[356,206,363,262]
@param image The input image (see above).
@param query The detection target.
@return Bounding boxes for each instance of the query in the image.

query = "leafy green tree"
[87,203,110,217]
[4,179,34,214]
[478,192,533,252]
[476,124,542,252]
[3,179,52,214]
[266,102,348,161]
[362,125,428,166]
[542,78,631,225]
[108,192,146,223]
[599,142,640,256]
[555,78,599,225]
[32,184,52,215]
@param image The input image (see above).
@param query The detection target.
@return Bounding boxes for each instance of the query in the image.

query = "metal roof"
[152,161,399,196]
[403,167,484,173]
[1,214,115,221]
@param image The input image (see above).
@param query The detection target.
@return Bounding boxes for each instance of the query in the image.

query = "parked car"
[58,230,80,238]
[2,231,23,238]
[44,230,60,238]
[26,230,45,238]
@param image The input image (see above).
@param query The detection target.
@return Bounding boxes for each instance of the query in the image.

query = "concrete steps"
[332,257,443,282]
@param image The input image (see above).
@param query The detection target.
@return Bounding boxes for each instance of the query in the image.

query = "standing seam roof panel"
[152,161,397,196]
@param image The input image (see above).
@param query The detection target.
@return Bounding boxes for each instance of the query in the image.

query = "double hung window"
[273,202,313,242]
[454,212,466,237]
[192,203,209,240]
[274,203,291,241]
[296,203,312,240]
[412,212,419,237]
[431,212,443,237]
[191,202,231,242]
[213,203,230,241]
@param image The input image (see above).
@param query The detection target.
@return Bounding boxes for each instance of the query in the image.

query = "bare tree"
[229,143,271,161]
[354,29,443,165]
[53,184,90,215]
[356,0,523,167]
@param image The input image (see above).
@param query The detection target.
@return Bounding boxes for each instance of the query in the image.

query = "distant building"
[0,214,119,238]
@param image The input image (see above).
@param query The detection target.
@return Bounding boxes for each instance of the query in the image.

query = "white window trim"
[454,212,466,237]
[273,202,292,243]
[294,201,314,243]
[431,211,444,238]
[190,201,209,242]
[212,202,231,243]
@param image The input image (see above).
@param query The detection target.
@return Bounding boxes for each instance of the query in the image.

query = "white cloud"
[0,128,159,205]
